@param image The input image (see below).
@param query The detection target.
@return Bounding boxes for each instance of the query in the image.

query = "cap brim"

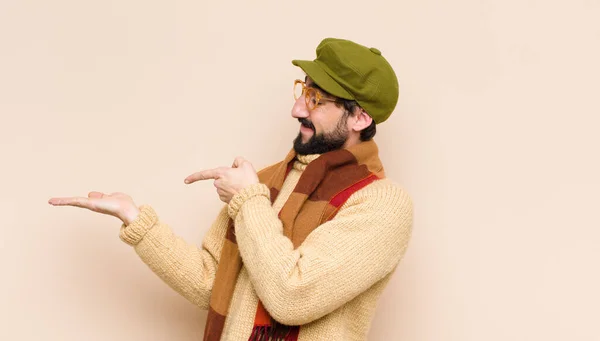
[291,60,354,100]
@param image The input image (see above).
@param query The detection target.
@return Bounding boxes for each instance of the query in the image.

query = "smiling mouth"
[299,119,314,130]
[300,123,314,132]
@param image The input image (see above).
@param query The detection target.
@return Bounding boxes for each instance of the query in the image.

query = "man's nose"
[291,96,309,119]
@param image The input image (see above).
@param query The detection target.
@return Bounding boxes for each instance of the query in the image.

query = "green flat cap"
[292,37,399,124]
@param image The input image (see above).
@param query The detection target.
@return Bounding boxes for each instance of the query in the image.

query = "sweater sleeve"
[119,204,229,309]
[228,179,413,326]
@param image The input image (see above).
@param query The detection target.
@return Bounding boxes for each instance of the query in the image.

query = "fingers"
[48,196,91,209]
[216,188,228,203]
[49,192,103,206]
[184,167,227,184]
[184,156,253,185]
[234,156,256,173]
[233,156,247,168]
[49,191,106,206]
[49,193,127,219]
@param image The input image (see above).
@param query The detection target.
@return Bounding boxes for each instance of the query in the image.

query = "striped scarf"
[203,139,385,341]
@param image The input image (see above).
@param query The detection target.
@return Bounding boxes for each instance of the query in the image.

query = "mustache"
[298,118,315,131]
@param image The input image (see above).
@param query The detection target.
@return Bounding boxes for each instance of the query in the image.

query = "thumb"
[233,156,248,168]
[88,191,106,199]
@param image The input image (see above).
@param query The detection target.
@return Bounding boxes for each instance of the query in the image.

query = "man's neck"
[343,133,362,149]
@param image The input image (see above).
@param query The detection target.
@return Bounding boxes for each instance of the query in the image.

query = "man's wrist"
[119,205,158,246]
[121,205,141,226]
[227,183,271,220]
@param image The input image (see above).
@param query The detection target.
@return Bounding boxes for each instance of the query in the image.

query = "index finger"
[184,167,226,184]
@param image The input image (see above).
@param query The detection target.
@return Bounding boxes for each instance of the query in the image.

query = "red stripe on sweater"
[330,174,379,208]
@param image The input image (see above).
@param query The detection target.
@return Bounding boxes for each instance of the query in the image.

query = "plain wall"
[1,0,599,340]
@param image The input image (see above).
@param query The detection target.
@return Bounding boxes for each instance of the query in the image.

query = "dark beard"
[293,117,349,155]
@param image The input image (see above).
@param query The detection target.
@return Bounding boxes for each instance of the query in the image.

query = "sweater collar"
[293,153,321,172]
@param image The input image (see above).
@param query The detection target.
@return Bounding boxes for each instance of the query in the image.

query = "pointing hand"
[184,156,259,203]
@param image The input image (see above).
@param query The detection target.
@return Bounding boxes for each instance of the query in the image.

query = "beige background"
[1,0,599,340]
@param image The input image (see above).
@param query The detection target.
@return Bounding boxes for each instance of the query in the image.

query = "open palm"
[48,191,140,225]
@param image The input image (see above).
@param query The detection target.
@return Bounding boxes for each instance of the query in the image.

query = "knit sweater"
[119,154,413,340]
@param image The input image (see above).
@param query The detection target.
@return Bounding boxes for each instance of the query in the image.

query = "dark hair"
[308,79,377,141]
[336,99,376,141]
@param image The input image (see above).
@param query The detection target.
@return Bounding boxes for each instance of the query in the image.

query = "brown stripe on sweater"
[208,240,242,315]
[309,164,373,201]
[259,150,297,190]
[290,200,330,247]
[292,150,357,195]
[278,192,309,238]
[322,174,381,222]
[269,187,280,203]
[351,140,385,178]
[225,219,236,243]
[203,306,226,341]
[330,174,380,208]
[204,140,385,340]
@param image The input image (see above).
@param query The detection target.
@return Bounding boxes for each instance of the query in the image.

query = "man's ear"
[350,109,373,132]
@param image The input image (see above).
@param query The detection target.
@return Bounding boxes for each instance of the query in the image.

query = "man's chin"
[293,134,310,154]
[300,134,312,144]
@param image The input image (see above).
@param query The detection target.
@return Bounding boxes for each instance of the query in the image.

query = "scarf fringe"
[248,322,299,341]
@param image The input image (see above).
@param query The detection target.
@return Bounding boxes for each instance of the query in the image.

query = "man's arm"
[227,179,413,325]
[120,204,229,309]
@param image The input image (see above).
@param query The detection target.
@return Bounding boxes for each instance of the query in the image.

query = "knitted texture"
[206,140,385,341]
[120,141,413,341]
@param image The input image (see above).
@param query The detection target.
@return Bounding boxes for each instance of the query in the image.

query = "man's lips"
[300,124,314,134]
